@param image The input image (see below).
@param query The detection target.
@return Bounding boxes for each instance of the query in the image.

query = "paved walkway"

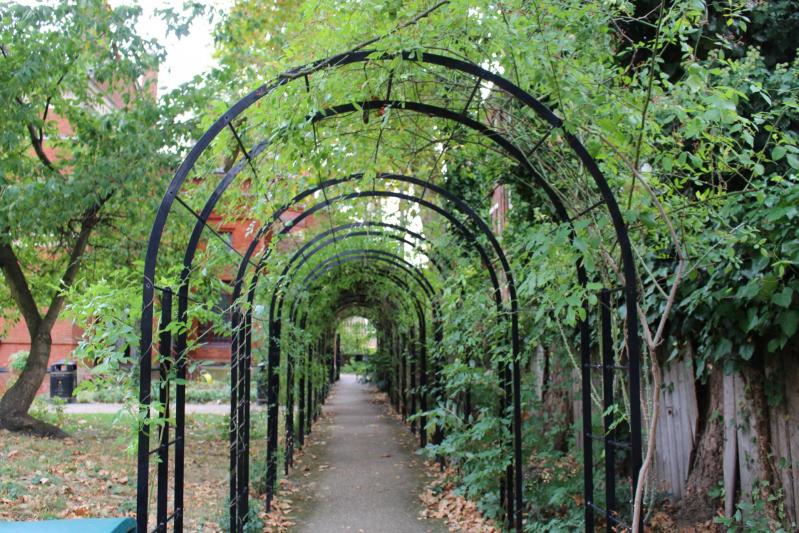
[290,374,446,533]
[60,402,253,415]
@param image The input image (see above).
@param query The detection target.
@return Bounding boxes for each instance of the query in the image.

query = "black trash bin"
[256,362,268,405]
[49,360,77,402]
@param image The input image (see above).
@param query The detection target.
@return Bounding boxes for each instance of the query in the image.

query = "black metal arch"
[231,173,509,307]
[258,251,435,519]
[294,264,436,458]
[289,255,445,441]
[291,263,431,332]
[137,47,642,533]
[272,223,449,276]
[223,174,518,530]
[226,179,522,523]
[283,255,438,452]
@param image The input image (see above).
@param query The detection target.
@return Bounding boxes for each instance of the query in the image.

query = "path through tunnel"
[136,48,648,533]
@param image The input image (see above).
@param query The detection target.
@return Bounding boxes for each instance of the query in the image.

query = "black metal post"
[432,320,445,467]
[298,344,307,445]
[335,332,341,381]
[285,334,294,474]
[399,335,407,421]
[410,329,417,435]
[418,320,427,448]
[241,311,252,526]
[503,362,514,530]
[136,289,155,533]
[155,291,172,533]
[173,288,188,532]
[601,289,616,531]
[229,309,241,532]
[265,316,281,511]
[580,307,595,533]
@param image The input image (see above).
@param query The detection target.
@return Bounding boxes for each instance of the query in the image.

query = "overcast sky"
[112,0,231,94]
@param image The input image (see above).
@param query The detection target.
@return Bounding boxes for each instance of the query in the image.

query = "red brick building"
[191,205,314,362]
[0,206,314,390]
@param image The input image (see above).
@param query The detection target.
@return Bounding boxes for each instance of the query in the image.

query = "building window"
[219,229,234,247]
[198,291,233,343]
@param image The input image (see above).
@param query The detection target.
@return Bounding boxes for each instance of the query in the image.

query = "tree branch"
[627,0,666,210]
[25,123,55,171]
[592,132,686,533]
[42,194,110,329]
[0,240,43,336]
[1,44,74,172]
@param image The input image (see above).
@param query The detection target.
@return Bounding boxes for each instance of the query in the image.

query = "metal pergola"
[136,49,643,533]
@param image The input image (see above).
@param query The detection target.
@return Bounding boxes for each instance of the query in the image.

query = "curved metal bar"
[291,262,439,348]
[294,268,427,336]
[294,264,428,347]
[283,250,437,338]
[137,48,642,533]
[232,173,504,308]
[274,225,447,279]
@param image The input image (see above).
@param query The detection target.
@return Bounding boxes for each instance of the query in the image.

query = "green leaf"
[739,344,754,361]
[778,310,799,337]
[772,287,793,308]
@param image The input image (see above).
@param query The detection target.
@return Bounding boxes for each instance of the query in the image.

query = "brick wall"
[0,318,84,394]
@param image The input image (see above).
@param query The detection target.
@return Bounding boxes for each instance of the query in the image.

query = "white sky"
[20,0,228,93]
[111,0,231,94]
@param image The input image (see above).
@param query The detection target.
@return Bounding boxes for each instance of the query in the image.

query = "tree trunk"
[676,363,724,526]
[738,356,782,525]
[0,324,67,438]
[0,204,99,438]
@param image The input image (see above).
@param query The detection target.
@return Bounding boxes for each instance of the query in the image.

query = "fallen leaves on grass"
[0,415,232,530]
[261,494,296,532]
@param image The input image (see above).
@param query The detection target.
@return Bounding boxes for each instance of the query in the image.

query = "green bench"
[0,518,135,532]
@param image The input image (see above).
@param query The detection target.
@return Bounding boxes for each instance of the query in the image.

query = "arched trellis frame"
[302,278,432,430]
[284,271,436,485]
[233,174,520,525]
[267,246,441,506]
[286,256,444,460]
[275,226,449,461]
[137,49,642,533]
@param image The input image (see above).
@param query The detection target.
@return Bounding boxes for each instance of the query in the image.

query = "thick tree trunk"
[676,363,724,525]
[737,356,782,525]
[0,325,67,438]
[0,204,98,438]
